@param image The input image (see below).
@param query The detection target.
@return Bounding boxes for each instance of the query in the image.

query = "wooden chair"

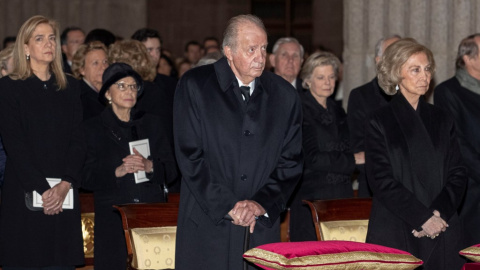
[303,198,372,242]
[114,202,179,270]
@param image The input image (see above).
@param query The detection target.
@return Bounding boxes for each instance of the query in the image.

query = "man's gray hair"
[456,33,480,69]
[222,14,266,53]
[272,37,304,58]
[374,34,402,58]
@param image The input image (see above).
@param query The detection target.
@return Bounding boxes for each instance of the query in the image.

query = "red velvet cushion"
[462,262,480,270]
[243,241,422,270]
[460,244,480,262]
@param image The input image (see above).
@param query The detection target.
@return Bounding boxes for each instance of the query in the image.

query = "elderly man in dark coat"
[269,37,305,92]
[434,33,480,246]
[347,34,400,197]
[173,14,303,270]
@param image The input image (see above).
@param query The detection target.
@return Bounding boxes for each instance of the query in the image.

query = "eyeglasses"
[114,82,139,92]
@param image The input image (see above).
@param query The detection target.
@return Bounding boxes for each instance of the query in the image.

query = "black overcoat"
[365,93,467,269]
[434,76,480,246]
[79,79,105,120]
[290,91,355,241]
[173,57,303,270]
[347,77,391,197]
[0,75,84,267]
[65,108,178,270]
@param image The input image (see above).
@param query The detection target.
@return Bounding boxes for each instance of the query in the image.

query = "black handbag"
[24,191,42,211]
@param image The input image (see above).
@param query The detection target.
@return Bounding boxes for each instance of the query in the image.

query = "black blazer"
[300,91,355,196]
[347,77,391,197]
[79,79,105,120]
[365,93,467,269]
[173,57,303,270]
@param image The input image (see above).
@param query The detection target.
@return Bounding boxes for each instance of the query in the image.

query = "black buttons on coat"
[244,130,251,136]
[240,174,247,181]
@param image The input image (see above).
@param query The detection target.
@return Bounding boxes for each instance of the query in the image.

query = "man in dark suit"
[60,26,85,75]
[174,14,303,270]
[131,28,177,102]
[434,33,480,246]
[132,28,180,191]
[269,37,305,91]
[347,34,400,197]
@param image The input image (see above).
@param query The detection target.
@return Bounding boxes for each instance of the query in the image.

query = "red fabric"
[462,263,480,270]
[249,241,416,258]
[243,241,423,269]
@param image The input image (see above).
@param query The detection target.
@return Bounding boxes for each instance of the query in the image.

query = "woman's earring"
[26,54,30,60]
[395,85,399,91]
[108,98,112,104]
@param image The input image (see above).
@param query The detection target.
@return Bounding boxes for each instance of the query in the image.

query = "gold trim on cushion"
[320,220,369,243]
[130,226,176,270]
[244,248,422,270]
[81,213,95,258]
[460,246,480,262]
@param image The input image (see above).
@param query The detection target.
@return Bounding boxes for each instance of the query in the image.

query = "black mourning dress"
[290,91,355,241]
[0,75,84,267]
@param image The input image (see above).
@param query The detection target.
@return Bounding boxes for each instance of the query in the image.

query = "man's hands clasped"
[228,200,266,233]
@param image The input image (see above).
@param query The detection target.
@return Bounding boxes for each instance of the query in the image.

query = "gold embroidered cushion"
[243,241,423,270]
[460,244,480,262]
[320,219,369,242]
[130,226,176,270]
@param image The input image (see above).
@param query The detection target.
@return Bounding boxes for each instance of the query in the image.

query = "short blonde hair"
[377,38,436,95]
[10,15,67,89]
[71,41,108,79]
[108,39,155,81]
[0,46,13,78]
[300,51,340,89]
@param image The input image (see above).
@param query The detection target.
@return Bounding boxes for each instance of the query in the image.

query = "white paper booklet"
[129,138,151,184]
[33,178,74,209]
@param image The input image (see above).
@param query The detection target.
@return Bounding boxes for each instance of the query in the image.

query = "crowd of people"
[0,13,477,270]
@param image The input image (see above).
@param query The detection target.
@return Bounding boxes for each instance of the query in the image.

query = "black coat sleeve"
[434,84,480,183]
[174,75,240,224]
[0,81,49,194]
[366,114,433,229]
[428,120,467,222]
[347,88,368,153]
[250,91,304,226]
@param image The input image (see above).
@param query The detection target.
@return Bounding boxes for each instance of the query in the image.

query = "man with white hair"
[347,34,401,197]
[174,14,303,270]
[269,37,305,91]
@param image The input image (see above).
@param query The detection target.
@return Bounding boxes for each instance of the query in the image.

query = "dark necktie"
[240,86,250,104]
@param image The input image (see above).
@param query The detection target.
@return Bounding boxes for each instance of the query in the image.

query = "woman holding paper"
[66,62,177,270]
[0,16,84,269]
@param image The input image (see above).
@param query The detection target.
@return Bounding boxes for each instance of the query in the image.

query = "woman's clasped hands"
[115,147,153,178]
[412,210,448,240]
